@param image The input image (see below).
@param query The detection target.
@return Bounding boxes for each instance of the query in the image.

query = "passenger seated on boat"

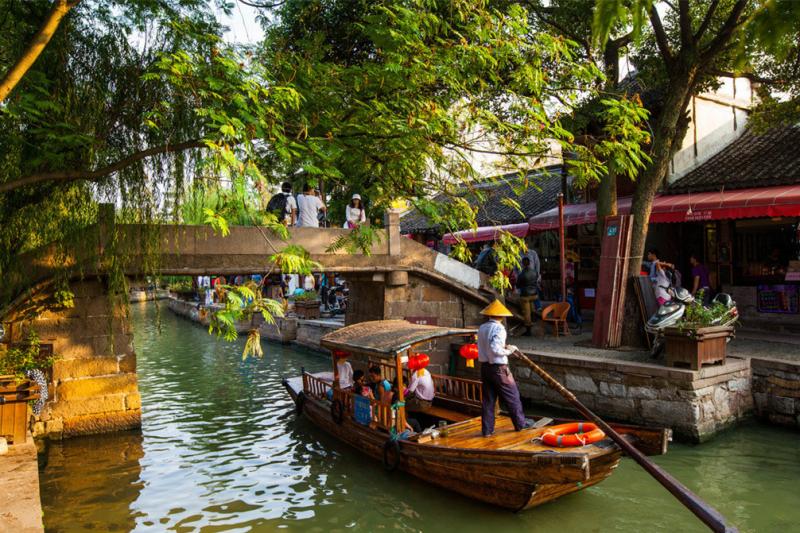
[389,378,421,433]
[368,366,392,404]
[335,354,353,390]
[353,370,373,399]
[405,367,434,412]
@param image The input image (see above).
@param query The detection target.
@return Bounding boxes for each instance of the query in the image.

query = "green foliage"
[207,284,285,346]
[326,225,383,256]
[269,245,322,276]
[291,290,320,302]
[0,329,58,379]
[168,277,193,293]
[680,292,732,329]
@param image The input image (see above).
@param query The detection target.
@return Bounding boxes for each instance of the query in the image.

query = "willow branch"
[0,139,204,194]
[0,0,80,103]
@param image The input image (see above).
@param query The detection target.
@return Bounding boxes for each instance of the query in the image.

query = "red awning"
[442,222,530,245]
[528,185,800,230]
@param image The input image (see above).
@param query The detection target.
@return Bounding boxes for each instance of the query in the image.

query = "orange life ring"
[542,422,606,447]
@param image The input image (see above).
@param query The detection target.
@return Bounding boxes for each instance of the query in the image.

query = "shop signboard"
[757,285,799,314]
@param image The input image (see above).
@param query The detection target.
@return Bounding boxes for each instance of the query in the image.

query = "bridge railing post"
[384,208,402,257]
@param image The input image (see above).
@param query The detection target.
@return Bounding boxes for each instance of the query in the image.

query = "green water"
[39,303,800,532]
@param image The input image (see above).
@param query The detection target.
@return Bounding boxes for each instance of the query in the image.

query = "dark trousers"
[481,363,526,436]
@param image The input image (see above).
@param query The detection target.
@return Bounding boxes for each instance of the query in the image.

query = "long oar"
[512,350,737,533]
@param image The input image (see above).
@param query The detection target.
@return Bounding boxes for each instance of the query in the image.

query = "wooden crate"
[664,326,734,370]
[0,376,39,445]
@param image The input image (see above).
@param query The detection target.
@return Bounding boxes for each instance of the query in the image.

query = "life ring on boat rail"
[330,399,345,424]
[541,422,605,447]
[382,439,401,472]
[296,392,306,415]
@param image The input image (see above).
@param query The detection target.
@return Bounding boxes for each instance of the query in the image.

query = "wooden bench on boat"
[282,319,671,511]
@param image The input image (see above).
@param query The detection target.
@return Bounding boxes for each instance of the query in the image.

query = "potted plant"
[0,329,55,444]
[292,290,321,319]
[664,293,736,370]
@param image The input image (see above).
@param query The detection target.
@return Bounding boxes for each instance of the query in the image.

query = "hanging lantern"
[408,353,430,376]
[459,343,479,368]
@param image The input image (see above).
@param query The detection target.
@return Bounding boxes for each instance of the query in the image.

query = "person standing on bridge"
[477,300,534,437]
[343,194,367,228]
[296,183,327,228]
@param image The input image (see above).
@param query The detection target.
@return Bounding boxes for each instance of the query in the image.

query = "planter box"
[664,325,734,370]
[294,300,321,320]
[0,376,39,445]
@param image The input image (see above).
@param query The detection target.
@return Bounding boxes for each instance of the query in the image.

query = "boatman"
[478,300,534,437]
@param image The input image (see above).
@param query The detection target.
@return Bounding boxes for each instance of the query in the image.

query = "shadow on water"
[39,302,800,532]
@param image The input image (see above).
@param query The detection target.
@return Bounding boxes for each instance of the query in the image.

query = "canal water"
[39,303,799,532]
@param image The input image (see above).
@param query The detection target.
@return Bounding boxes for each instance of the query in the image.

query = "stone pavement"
[511,323,800,363]
[0,437,43,533]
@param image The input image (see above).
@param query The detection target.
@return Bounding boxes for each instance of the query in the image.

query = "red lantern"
[408,353,430,376]
[459,343,479,368]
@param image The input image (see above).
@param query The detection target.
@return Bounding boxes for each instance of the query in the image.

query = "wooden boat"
[282,320,671,511]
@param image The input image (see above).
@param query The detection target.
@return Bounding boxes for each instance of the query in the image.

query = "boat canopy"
[320,320,476,359]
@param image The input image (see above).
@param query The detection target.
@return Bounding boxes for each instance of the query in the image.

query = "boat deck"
[419,416,614,455]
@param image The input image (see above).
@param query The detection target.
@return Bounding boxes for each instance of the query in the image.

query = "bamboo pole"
[512,350,737,533]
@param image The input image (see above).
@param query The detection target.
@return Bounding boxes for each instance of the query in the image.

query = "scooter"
[645,283,738,358]
[322,284,348,315]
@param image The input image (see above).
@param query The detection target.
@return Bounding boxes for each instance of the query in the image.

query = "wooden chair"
[541,302,571,338]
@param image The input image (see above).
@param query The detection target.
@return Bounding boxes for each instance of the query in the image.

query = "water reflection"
[39,303,800,533]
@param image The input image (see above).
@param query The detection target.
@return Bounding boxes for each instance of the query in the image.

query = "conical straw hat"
[480,299,513,317]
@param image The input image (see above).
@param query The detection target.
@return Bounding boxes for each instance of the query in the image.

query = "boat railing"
[303,372,332,400]
[431,374,482,405]
[333,387,394,432]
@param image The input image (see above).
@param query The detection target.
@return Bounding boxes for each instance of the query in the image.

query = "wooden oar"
[512,350,737,533]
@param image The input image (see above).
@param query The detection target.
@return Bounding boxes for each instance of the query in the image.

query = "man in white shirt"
[296,183,326,228]
[477,299,533,437]
[406,367,435,411]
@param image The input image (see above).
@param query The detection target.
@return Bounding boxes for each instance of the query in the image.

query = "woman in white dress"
[343,194,367,228]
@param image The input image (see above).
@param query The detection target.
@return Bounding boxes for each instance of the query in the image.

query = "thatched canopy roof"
[321,320,476,359]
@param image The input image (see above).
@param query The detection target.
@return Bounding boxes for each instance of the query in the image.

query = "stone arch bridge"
[4,209,514,439]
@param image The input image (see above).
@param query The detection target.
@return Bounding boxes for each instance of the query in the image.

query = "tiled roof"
[400,169,563,234]
[668,125,800,194]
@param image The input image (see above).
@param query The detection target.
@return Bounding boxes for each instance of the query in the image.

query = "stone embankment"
[752,358,800,428]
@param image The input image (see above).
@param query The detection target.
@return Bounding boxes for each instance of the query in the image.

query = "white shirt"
[283,193,297,224]
[296,194,324,227]
[303,275,315,291]
[337,361,353,389]
[478,320,513,365]
[654,268,671,302]
[344,205,366,227]
[408,368,435,401]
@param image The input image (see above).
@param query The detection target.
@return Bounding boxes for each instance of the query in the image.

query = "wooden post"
[558,193,566,302]
[332,353,339,389]
[395,352,406,433]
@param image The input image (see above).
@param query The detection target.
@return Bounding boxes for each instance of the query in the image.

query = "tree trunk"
[596,170,617,220]
[620,72,695,347]
[0,0,79,103]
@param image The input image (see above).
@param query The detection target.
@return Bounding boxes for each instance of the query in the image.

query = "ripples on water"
[39,303,800,532]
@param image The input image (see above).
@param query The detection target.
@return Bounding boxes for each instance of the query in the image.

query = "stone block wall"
[259,316,298,343]
[752,358,800,428]
[472,351,753,442]
[295,319,341,353]
[9,281,141,439]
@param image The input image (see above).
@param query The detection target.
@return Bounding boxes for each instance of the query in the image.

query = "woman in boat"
[477,300,534,437]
